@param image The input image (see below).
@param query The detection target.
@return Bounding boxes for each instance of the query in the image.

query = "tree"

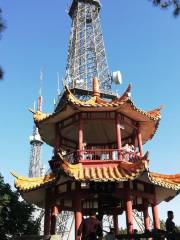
[0,8,5,79]
[0,173,40,239]
[152,0,180,16]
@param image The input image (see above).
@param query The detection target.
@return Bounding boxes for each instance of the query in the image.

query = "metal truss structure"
[133,209,153,232]
[65,0,112,95]
[54,211,152,239]
[29,96,44,177]
[56,211,74,239]
[56,212,114,240]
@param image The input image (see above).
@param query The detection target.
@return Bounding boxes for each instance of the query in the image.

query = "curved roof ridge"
[147,106,163,119]
[30,110,51,123]
[112,84,132,103]
[11,172,57,191]
[65,85,98,105]
[148,171,180,190]
[65,84,131,106]
[127,99,162,121]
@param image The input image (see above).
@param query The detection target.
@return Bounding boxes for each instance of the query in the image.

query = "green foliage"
[118,228,127,234]
[160,219,166,230]
[151,0,180,16]
[0,173,40,239]
[0,8,5,34]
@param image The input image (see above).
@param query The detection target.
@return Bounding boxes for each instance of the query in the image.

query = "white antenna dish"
[112,71,122,85]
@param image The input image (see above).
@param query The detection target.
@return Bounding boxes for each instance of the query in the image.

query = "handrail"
[64,149,141,163]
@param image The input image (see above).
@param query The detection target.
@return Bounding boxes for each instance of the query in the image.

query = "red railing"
[78,149,120,161]
[64,149,140,163]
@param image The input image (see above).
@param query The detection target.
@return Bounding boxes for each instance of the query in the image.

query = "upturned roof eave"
[31,84,162,125]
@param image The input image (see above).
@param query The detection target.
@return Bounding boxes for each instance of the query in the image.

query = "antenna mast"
[28,71,44,177]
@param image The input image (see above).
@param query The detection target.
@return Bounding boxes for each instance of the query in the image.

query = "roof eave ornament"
[29,108,50,123]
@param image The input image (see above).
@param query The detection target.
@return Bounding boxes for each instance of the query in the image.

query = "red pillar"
[50,206,59,235]
[75,193,82,240]
[116,113,122,160]
[44,191,51,236]
[113,213,119,236]
[152,201,160,230]
[137,125,143,157]
[79,114,84,161]
[124,182,134,234]
[143,199,150,231]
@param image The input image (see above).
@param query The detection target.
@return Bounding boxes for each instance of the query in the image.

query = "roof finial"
[93,77,100,97]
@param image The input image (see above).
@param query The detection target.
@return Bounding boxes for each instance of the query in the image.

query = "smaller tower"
[29,95,44,177]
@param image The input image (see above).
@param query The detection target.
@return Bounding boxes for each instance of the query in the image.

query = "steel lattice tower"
[29,96,44,177]
[65,0,112,95]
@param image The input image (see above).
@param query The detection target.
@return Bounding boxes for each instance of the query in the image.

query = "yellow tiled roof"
[59,154,148,182]
[66,85,161,121]
[12,155,148,192]
[29,85,162,147]
[11,172,57,191]
[32,84,161,124]
[29,109,50,123]
[149,172,180,190]
[12,156,180,193]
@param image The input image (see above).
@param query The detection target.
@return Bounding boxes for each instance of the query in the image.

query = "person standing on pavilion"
[165,211,179,239]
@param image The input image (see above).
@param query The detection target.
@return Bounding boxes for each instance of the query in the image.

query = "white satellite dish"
[76,79,84,84]
[112,71,122,85]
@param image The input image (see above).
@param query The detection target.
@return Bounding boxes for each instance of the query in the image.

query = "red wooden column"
[152,200,160,230]
[54,123,60,154]
[75,185,82,240]
[79,114,84,161]
[143,199,150,231]
[137,124,143,157]
[44,190,51,236]
[50,205,59,235]
[116,113,122,161]
[113,213,119,236]
[124,182,134,234]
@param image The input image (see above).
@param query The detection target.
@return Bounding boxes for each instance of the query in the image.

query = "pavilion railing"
[64,149,141,163]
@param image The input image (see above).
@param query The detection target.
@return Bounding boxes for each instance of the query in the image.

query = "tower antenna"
[28,70,44,177]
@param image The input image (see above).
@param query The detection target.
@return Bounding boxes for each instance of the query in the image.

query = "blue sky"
[0,0,180,224]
